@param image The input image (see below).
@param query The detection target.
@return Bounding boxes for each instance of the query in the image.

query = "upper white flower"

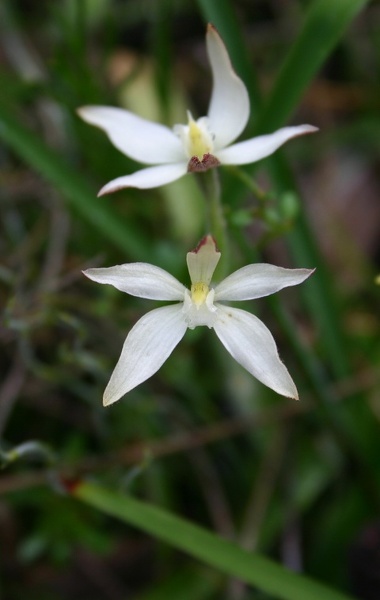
[83,236,314,405]
[77,24,317,196]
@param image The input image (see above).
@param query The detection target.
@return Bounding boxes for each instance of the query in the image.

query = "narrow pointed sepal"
[213,306,299,399]
[214,264,315,301]
[206,24,250,149]
[216,125,318,165]
[83,263,186,301]
[103,305,187,405]
[77,106,184,164]
[98,163,188,195]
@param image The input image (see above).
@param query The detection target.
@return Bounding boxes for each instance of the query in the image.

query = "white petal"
[206,24,250,150]
[214,264,314,301]
[77,106,185,164]
[103,305,187,405]
[213,305,298,399]
[98,162,188,194]
[216,125,318,165]
[83,263,186,301]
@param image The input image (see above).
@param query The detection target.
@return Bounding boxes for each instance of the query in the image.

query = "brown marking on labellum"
[190,234,219,254]
[187,153,220,173]
[60,476,82,494]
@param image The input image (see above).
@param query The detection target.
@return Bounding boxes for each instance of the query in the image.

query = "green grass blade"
[71,480,354,600]
[268,156,351,378]
[198,0,369,379]
[256,0,369,133]
[0,98,149,260]
[253,0,369,378]
[137,566,220,600]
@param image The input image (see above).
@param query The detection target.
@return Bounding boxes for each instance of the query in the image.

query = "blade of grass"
[252,0,369,377]
[0,97,150,260]
[137,566,220,600]
[232,227,380,501]
[197,0,369,379]
[270,157,350,378]
[256,0,369,133]
[149,0,173,118]
[71,480,355,600]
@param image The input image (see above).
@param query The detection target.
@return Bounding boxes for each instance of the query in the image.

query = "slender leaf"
[71,480,354,600]
[254,0,369,378]
[198,0,369,379]
[256,0,369,133]
[137,566,220,600]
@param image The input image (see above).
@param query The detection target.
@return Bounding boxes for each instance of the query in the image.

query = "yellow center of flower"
[188,117,212,159]
[191,282,209,307]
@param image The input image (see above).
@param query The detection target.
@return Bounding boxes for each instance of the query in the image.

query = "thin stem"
[203,169,229,277]
[225,165,271,203]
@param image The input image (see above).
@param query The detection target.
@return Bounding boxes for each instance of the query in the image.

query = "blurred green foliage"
[1,0,379,599]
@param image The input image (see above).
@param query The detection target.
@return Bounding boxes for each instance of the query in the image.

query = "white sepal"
[216,125,318,165]
[103,305,187,405]
[83,263,186,301]
[98,162,188,195]
[77,106,184,164]
[206,24,249,150]
[214,264,314,302]
[213,305,299,399]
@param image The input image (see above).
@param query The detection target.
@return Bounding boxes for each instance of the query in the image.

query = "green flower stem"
[71,479,354,600]
[201,169,229,277]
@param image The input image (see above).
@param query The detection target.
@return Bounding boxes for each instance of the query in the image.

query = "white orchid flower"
[78,24,317,196]
[83,236,314,405]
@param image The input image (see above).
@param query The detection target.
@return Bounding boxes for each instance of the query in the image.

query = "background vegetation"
[1,0,379,599]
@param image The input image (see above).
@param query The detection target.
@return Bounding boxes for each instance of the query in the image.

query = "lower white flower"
[83,236,314,405]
